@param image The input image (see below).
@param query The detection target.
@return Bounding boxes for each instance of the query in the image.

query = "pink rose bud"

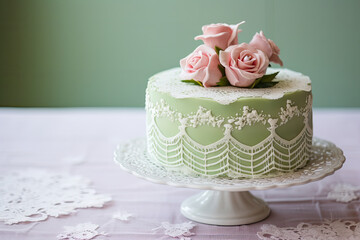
[194,21,245,50]
[249,31,283,66]
[180,45,222,87]
[219,43,269,87]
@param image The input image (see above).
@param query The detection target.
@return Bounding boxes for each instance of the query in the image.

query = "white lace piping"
[146,94,312,178]
[257,219,360,240]
[153,221,196,240]
[327,183,360,203]
[149,68,311,104]
[57,223,107,240]
[0,169,112,225]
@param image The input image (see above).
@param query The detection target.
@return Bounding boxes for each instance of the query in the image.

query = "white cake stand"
[114,137,345,226]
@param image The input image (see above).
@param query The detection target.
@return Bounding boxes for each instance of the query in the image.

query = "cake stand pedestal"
[114,137,345,226]
[181,190,270,225]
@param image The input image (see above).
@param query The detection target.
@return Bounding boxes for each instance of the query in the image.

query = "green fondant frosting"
[146,68,313,178]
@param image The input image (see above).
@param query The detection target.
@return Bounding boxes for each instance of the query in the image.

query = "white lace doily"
[149,68,311,105]
[327,184,360,203]
[0,169,112,225]
[257,219,360,240]
[57,223,107,240]
[114,137,345,191]
[153,221,196,240]
[113,210,133,222]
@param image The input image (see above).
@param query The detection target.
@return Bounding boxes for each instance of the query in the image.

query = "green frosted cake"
[145,22,313,178]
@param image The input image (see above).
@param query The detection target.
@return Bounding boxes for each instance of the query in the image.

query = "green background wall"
[1,0,360,107]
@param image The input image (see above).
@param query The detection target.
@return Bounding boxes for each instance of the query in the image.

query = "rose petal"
[193,51,209,69]
[203,53,222,87]
[219,43,269,87]
[203,24,232,35]
[249,31,273,57]
[228,21,245,46]
[180,44,221,87]
[228,67,260,87]
[269,54,283,66]
[195,32,231,50]
[195,22,245,50]
[219,50,230,67]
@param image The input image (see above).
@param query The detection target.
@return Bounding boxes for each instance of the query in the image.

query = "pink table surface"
[0,108,359,240]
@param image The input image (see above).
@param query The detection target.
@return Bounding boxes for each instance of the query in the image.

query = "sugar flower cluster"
[180,21,283,88]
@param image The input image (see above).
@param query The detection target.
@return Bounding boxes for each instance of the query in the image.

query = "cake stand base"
[181,190,270,225]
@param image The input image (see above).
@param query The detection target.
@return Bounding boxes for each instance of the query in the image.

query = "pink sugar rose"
[194,21,245,50]
[180,44,222,87]
[219,43,269,87]
[249,31,283,66]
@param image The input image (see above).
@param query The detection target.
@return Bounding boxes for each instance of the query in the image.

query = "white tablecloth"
[0,108,359,240]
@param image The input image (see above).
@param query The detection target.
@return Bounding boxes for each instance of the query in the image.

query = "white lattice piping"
[147,121,312,177]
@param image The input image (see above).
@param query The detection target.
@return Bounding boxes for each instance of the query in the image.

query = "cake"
[145,22,312,178]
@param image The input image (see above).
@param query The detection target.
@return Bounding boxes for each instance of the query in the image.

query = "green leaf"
[181,79,204,87]
[249,77,263,89]
[253,81,279,88]
[249,71,279,89]
[218,64,226,76]
[215,46,223,55]
[216,76,230,86]
[261,71,279,82]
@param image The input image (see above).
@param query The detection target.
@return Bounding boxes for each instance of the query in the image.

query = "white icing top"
[149,68,311,105]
